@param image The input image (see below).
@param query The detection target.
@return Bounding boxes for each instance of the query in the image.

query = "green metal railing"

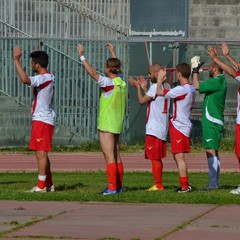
[0,38,129,145]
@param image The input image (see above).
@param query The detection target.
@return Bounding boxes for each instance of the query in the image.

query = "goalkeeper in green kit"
[192,49,227,190]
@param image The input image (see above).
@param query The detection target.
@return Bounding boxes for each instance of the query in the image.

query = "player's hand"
[106,43,116,58]
[128,77,140,88]
[192,62,204,74]
[77,44,84,56]
[191,56,201,69]
[157,68,167,83]
[13,46,22,61]
[106,43,114,52]
[138,75,148,91]
[207,46,217,59]
[191,56,204,74]
[222,42,230,56]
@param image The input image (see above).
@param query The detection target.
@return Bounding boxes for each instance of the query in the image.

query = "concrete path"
[0,152,240,239]
[0,152,239,172]
[1,201,240,240]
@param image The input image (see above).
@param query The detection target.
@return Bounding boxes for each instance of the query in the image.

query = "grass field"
[0,138,238,204]
[0,171,239,204]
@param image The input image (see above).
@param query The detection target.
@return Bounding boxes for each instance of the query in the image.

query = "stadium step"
[54,0,128,36]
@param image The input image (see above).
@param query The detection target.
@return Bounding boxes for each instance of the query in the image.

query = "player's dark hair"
[176,62,191,78]
[106,58,122,74]
[30,51,49,68]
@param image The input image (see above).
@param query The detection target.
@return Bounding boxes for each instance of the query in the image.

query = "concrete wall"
[187,0,240,140]
[189,0,240,39]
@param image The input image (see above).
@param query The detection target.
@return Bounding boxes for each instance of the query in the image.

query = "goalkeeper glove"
[192,62,204,74]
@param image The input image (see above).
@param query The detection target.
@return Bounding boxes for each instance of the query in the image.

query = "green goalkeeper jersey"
[199,74,227,131]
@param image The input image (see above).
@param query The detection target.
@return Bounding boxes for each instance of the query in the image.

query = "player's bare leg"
[99,131,115,164]
[35,150,48,189]
[99,131,117,194]
[174,153,187,176]
[174,153,191,192]
[36,150,48,175]
[26,150,49,192]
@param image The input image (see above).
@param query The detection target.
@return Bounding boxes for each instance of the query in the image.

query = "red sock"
[117,162,124,190]
[106,163,117,191]
[151,159,163,189]
[180,176,189,189]
[38,180,46,189]
[38,175,46,189]
[46,171,53,188]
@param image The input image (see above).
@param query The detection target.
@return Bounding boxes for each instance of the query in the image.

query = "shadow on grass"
[0,181,26,185]
[219,185,238,190]
[125,185,180,191]
[56,182,85,191]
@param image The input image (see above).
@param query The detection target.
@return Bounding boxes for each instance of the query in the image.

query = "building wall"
[187,0,240,140]
[189,0,240,39]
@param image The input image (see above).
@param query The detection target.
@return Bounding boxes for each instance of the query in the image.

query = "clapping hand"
[128,77,141,88]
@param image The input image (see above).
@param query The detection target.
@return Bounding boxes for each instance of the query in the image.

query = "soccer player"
[128,64,170,191]
[77,43,126,195]
[157,63,195,193]
[207,42,240,194]
[13,46,55,193]
[192,49,227,190]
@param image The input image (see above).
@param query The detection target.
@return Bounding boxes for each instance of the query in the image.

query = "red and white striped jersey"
[146,83,170,141]
[234,72,240,124]
[164,83,195,137]
[98,75,114,96]
[29,73,56,126]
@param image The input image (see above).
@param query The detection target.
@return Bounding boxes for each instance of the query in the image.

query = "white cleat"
[25,186,47,193]
[230,186,240,195]
[47,185,55,192]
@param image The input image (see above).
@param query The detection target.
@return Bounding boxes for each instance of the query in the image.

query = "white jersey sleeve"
[235,72,240,124]
[98,75,114,97]
[164,85,187,99]
[146,84,157,98]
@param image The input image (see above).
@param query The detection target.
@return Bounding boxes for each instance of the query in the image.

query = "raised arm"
[207,45,236,78]
[192,72,199,90]
[222,42,239,73]
[191,59,205,90]
[77,44,100,81]
[106,43,117,58]
[13,46,31,85]
[156,68,167,96]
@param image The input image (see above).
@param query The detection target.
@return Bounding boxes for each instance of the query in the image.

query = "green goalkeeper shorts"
[202,127,222,150]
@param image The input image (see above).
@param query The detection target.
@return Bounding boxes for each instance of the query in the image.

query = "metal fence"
[0,37,129,145]
[0,0,239,147]
[0,0,129,39]
[0,0,130,146]
[0,37,239,146]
